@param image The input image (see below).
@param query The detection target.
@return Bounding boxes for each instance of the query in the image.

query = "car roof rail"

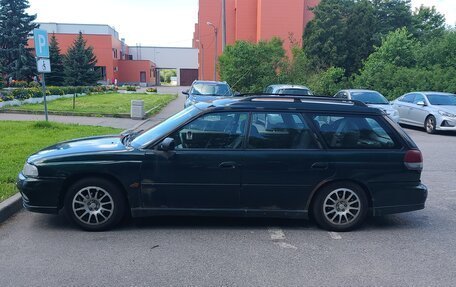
[236,94,368,107]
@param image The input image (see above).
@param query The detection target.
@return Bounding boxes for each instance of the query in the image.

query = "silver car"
[265,84,313,96]
[334,89,400,122]
[392,92,456,134]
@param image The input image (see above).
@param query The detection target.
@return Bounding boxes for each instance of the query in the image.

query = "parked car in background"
[265,84,313,96]
[17,95,427,232]
[334,89,399,122]
[183,80,234,108]
[391,92,456,134]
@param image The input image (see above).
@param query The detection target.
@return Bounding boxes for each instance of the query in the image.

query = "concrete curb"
[0,193,23,224]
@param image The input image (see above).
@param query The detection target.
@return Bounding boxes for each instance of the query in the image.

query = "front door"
[141,111,248,209]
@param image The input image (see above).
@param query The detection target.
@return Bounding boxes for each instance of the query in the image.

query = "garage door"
[180,69,198,86]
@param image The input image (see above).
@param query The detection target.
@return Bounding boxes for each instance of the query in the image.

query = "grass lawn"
[4,93,176,117]
[0,121,122,202]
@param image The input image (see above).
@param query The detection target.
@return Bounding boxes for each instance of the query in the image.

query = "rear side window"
[248,112,318,149]
[312,114,400,149]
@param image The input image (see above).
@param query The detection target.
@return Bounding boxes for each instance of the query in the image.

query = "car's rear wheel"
[425,115,436,134]
[312,182,368,232]
[64,178,126,231]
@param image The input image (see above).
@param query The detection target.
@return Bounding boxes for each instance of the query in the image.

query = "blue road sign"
[33,29,49,58]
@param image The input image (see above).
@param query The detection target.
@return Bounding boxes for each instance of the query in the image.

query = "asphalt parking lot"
[1,126,455,286]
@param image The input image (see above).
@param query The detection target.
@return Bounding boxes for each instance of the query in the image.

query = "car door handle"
[311,162,328,170]
[219,161,237,169]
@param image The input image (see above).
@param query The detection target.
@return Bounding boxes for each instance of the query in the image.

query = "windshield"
[191,83,232,96]
[130,106,201,148]
[279,88,312,96]
[427,94,456,106]
[351,91,389,104]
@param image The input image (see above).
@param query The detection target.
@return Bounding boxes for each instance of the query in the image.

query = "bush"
[0,75,4,89]
[48,87,65,96]
[0,92,14,101]
[11,89,33,100]
[146,88,157,93]
[28,81,40,88]
[10,80,29,88]
[126,86,137,92]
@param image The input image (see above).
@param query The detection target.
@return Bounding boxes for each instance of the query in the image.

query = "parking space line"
[328,232,342,240]
[268,227,298,249]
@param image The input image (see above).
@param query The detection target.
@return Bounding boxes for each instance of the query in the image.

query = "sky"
[27,0,455,48]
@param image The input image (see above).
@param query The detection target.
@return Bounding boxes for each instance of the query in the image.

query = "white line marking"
[329,232,342,240]
[275,242,298,250]
[268,227,298,249]
[268,227,286,241]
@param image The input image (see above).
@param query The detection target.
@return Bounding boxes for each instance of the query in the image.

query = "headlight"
[22,163,39,177]
[438,110,456,118]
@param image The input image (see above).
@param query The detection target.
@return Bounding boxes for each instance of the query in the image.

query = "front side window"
[400,94,415,103]
[312,114,399,149]
[413,94,425,104]
[247,113,318,149]
[169,112,248,149]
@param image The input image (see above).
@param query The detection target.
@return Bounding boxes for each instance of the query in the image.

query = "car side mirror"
[182,90,189,95]
[157,137,175,151]
[416,101,426,106]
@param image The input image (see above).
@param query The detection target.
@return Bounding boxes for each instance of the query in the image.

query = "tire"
[425,115,436,134]
[312,182,368,232]
[64,177,126,231]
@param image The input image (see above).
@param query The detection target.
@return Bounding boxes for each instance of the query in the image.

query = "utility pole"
[222,0,226,52]
[207,22,218,81]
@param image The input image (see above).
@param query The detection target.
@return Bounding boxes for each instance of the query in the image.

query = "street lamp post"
[196,39,204,80]
[207,21,218,81]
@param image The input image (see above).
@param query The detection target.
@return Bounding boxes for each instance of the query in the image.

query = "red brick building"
[193,0,320,80]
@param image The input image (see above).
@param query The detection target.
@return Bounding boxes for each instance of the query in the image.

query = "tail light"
[404,150,423,171]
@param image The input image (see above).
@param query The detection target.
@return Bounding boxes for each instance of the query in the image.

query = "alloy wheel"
[323,188,361,226]
[72,186,114,225]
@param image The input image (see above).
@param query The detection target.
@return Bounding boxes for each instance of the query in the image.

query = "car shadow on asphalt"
[40,211,428,233]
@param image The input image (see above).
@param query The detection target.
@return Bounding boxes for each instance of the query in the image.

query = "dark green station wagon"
[17,96,427,231]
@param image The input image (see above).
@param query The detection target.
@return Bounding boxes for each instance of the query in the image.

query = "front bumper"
[16,173,64,214]
[436,116,456,131]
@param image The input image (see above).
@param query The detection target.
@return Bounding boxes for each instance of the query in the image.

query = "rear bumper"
[373,203,425,216]
[371,183,427,216]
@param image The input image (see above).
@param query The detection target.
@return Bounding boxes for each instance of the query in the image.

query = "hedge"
[0,86,117,102]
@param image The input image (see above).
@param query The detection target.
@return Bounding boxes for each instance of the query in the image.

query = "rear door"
[239,112,334,211]
[395,94,415,124]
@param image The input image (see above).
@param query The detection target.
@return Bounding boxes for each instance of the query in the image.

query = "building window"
[95,66,107,81]
[112,48,118,59]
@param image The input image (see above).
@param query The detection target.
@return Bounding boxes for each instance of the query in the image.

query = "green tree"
[46,34,65,86]
[63,32,99,86]
[219,37,286,93]
[371,0,413,43]
[417,30,456,68]
[303,0,354,71]
[0,0,38,81]
[411,5,445,42]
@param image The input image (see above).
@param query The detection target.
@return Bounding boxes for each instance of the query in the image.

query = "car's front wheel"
[312,182,368,232]
[425,115,436,134]
[64,178,126,231]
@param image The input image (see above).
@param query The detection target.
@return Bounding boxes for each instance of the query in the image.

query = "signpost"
[33,29,51,121]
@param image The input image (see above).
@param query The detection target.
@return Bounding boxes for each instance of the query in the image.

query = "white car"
[334,89,400,122]
[391,92,456,134]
